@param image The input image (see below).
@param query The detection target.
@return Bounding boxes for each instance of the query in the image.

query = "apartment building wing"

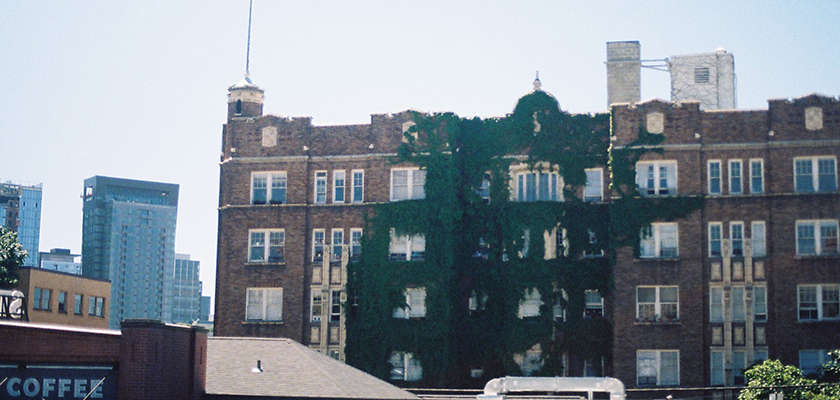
[17,267,111,329]
[610,93,840,389]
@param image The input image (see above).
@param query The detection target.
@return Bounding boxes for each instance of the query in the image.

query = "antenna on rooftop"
[245,0,253,75]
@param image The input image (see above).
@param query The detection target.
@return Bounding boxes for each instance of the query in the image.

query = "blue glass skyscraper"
[81,176,179,329]
[0,181,42,268]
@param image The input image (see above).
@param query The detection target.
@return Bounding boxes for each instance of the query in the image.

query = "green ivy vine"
[345,90,702,387]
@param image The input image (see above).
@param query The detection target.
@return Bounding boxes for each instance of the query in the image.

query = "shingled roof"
[206,337,420,400]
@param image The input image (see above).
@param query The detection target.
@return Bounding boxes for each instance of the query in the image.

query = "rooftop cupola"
[227,73,264,119]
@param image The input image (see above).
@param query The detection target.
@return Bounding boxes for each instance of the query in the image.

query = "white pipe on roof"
[478,376,626,400]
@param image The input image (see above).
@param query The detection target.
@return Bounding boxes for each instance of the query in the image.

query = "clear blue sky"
[2,1,838,302]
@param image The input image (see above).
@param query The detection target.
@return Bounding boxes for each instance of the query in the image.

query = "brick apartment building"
[17,266,111,329]
[214,71,839,390]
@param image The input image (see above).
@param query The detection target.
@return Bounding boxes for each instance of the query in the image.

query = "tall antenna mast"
[245,0,253,75]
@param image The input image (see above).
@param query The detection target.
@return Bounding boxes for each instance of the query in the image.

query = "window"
[583,357,605,377]
[518,288,542,318]
[750,159,764,194]
[89,296,105,317]
[390,168,425,201]
[389,352,423,381]
[74,294,83,315]
[795,157,837,193]
[393,287,426,319]
[350,228,363,261]
[584,290,604,318]
[477,173,491,202]
[800,350,834,376]
[708,161,722,195]
[729,160,743,194]
[251,172,286,205]
[246,287,283,321]
[314,171,327,204]
[311,292,323,322]
[249,229,285,263]
[640,223,678,258]
[709,222,722,257]
[330,290,342,322]
[636,286,679,322]
[352,170,364,203]
[796,220,839,256]
[752,221,767,257]
[710,287,723,322]
[731,222,744,257]
[333,171,346,203]
[331,229,344,262]
[798,284,840,321]
[637,350,679,386]
[33,288,50,310]
[754,286,767,321]
[515,171,562,202]
[58,291,67,313]
[636,161,677,196]
[732,287,746,322]
[389,230,425,261]
[732,350,747,385]
[710,350,724,386]
[584,168,603,201]
[694,67,710,84]
[514,344,544,376]
[313,229,325,262]
[583,229,604,258]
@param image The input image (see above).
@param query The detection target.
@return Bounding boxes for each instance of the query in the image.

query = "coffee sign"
[0,365,116,400]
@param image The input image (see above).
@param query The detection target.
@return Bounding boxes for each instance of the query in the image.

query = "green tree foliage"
[739,358,840,400]
[0,226,26,288]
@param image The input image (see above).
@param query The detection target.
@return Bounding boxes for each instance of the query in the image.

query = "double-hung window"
[74,294,83,315]
[33,288,50,310]
[89,296,105,317]
[798,284,839,321]
[729,160,743,194]
[330,290,342,322]
[584,168,603,202]
[730,222,744,257]
[58,291,67,313]
[390,352,423,381]
[391,168,426,201]
[518,288,543,318]
[314,171,327,204]
[246,287,283,321]
[636,286,679,322]
[709,287,724,322]
[731,287,746,321]
[709,222,722,257]
[637,161,677,196]
[333,171,346,203]
[393,287,427,319]
[331,229,344,262]
[795,157,837,193]
[311,292,323,322]
[251,172,286,205]
[350,228,363,261]
[352,170,364,203]
[752,221,767,257]
[754,285,767,321]
[750,159,764,194]
[800,350,834,376]
[796,220,839,256]
[640,223,678,258]
[515,171,562,202]
[708,161,722,195]
[313,229,326,262]
[584,290,604,318]
[389,230,425,261]
[249,229,285,263]
[637,350,679,386]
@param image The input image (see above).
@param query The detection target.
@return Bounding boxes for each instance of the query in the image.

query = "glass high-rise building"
[81,176,179,329]
[0,181,42,268]
[172,253,202,324]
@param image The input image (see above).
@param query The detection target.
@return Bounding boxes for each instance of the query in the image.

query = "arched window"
[235,99,243,115]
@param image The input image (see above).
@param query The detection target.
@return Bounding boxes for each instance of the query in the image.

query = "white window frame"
[730,222,744,257]
[390,168,426,201]
[350,228,363,261]
[389,229,425,261]
[754,285,767,321]
[331,229,344,262]
[798,284,840,321]
[709,222,722,258]
[330,289,342,323]
[246,287,283,322]
[640,222,679,259]
[637,350,679,386]
[352,169,365,203]
[636,286,679,322]
[796,219,839,256]
[248,229,285,263]
[311,291,323,323]
[333,170,346,203]
[312,229,326,262]
[729,160,743,195]
[750,159,764,194]
[752,221,767,257]
[389,351,423,381]
[732,286,746,322]
[710,287,723,322]
[794,156,838,193]
[636,160,677,196]
[513,170,563,202]
[251,171,287,205]
[708,160,722,195]
[584,290,604,318]
[393,287,427,319]
[314,171,327,204]
[584,168,603,202]
[518,288,543,318]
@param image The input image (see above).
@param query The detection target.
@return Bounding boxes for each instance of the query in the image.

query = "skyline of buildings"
[0,180,42,268]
